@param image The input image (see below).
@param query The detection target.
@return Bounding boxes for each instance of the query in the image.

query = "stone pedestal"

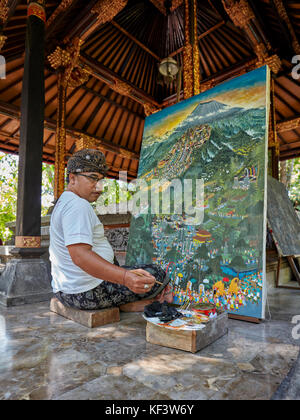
[0,248,53,307]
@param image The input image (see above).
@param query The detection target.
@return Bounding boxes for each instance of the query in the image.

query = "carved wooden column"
[183,0,200,99]
[269,77,279,179]
[15,0,46,249]
[0,0,53,306]
[54,71,67,200]
[48,38,88,199]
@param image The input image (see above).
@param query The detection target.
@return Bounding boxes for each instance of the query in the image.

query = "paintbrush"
[130,269,163,285]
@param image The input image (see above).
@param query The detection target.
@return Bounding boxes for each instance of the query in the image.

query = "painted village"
[126,90,267,318]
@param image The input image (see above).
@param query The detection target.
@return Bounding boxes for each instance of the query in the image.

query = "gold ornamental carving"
[75,135,98,151]
[68,66,89,88]
[143,103,159,117]
[27,1,46,23]
[91,0,128,24]
[149,0,183,15]
[269,78,279,157]
[48,38,87,89]
[254,42,268,63]
[222,0,254,28]
[183,42,193,99]
[183,0,200,99]
[0,34,6,51]
[200,80,215,93]
[222,1,282,75]
[48,46,72,70]
[0,0,9,23]
[113,79,133,97]
[15,236,41,248]
[54,70,68,200]
[264,55,281,75]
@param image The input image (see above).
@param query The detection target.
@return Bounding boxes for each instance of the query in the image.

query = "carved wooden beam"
[222,0,282,74]
[74,134,139,161]
[279,147,300,160]
[149,0,183,15]
[280,141,300,152]
[64,0,128,44]
[79,54,161,115]
[46,0,75,30]
[277,116,300,133]
[111,20,161,61]
[169,20,225,58]
[161,57,257,106]
[50,1,159,116]
[271,0,300,56]
[0,99,140,162]
[48,37,90,198]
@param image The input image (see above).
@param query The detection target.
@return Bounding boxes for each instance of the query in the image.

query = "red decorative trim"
[27,2,46,23]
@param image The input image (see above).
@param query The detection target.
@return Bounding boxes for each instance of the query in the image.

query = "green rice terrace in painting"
[126,66,270,318]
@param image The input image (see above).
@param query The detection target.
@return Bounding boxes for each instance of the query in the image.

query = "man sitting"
[49,149,172,312]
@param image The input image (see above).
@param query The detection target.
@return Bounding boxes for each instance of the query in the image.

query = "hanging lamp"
[158,0,179,83]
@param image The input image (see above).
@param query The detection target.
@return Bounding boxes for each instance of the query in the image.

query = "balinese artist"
[49,149,172,312]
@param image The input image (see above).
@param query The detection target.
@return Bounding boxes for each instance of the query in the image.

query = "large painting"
[126,66,270,319]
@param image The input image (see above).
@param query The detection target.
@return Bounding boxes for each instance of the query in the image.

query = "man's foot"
[119,299,154,312]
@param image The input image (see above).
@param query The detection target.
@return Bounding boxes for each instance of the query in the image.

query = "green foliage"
[0,152,55,243]
[0,153,18,242]
[289,158,300,203]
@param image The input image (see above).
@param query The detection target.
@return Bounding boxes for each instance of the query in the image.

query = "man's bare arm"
[67,243,155,294]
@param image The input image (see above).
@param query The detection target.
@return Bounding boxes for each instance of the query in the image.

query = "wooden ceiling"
[0,0,300,179]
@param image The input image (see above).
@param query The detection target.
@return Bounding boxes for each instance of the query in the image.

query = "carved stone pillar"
[183,0,200,99]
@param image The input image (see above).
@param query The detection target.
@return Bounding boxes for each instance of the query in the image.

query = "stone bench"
[50,297,120,328]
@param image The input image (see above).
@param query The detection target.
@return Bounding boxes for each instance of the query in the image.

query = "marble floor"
[0,284,299,400]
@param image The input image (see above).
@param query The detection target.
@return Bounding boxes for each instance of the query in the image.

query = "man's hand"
[124,269,156,295]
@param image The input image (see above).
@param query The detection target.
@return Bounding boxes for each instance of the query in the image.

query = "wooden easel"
[228,314,261,324]
[275,253,300,290]
[267,176,300,291]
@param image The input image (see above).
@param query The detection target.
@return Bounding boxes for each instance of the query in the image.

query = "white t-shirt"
[49,191,114,294]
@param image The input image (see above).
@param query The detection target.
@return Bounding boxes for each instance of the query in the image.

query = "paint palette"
[191,303,217,317]
[143,310,208,330]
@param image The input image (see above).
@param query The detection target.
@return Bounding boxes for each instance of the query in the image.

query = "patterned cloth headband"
[67,149,109,176]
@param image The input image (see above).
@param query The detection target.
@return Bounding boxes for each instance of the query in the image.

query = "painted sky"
[145,66,268,139]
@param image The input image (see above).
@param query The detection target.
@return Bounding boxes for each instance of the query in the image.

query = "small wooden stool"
[146,311,228,353]
[50,297,120,328]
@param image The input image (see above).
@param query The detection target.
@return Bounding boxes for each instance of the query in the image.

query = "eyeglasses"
[76,173,104,184]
